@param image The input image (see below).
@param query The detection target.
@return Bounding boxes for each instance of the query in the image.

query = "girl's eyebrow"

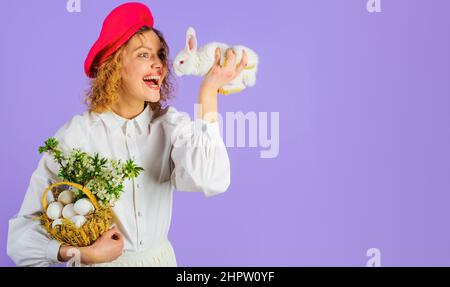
[133,45,153,52]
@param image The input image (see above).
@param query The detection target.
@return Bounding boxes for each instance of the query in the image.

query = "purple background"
[1,0,449,266]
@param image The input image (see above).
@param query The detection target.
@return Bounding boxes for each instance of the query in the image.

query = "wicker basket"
[39,181,113,247]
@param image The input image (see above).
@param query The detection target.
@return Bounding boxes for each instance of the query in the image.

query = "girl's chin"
[144,92,160,103]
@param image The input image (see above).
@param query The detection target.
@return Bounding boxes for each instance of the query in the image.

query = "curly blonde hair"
[84,27,175,115]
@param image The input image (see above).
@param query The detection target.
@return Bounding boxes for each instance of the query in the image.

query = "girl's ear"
[185,27,197,53]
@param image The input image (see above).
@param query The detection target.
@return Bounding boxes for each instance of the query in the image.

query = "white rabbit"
[173,27,259,95]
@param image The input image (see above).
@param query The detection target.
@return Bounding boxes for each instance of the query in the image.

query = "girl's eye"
[138,52,149,58]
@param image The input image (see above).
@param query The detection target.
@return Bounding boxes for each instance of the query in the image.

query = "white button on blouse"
[7,104,231,266]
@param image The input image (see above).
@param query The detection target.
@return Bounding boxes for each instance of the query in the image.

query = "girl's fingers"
[107,225,121,236]
[226,48,234,58]
[235,49,247,74]
[105,228,116,237]
[214,48,221,67]
[224,48,236,68]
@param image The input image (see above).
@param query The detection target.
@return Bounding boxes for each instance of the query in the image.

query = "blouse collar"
[98,103,153,135]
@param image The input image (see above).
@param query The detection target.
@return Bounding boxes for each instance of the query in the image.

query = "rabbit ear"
[185,27,197,53]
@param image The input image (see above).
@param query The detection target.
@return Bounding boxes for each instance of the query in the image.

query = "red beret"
[84,2,154,78]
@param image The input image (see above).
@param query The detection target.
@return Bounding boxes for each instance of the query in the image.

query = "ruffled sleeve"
[7,151,64,266]
[7,114,87,266]
[165,108,231,197]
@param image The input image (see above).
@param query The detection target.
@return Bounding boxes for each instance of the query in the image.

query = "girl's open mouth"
[143,75,161,90]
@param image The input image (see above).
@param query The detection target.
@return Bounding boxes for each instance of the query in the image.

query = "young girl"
[7,2,247,267]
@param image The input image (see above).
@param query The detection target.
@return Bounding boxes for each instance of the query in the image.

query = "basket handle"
[42,181,99,211]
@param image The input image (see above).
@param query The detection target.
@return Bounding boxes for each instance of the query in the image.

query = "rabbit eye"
[179,60,184,65]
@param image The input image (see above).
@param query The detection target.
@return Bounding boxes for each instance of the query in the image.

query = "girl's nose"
[152,59,163,69]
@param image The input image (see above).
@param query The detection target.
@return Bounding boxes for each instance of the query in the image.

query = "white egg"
[46,202,63,220]
[46,191,55,204]
[62,203,77,219]
[70,215,86,228]
[51,218,63,229]
[74,198,95,216]
[58,189,75,205]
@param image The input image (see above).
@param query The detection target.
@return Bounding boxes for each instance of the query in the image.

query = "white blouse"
[7,104,230,266]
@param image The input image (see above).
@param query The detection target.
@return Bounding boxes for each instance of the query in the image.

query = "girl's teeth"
[143,75,161,81]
